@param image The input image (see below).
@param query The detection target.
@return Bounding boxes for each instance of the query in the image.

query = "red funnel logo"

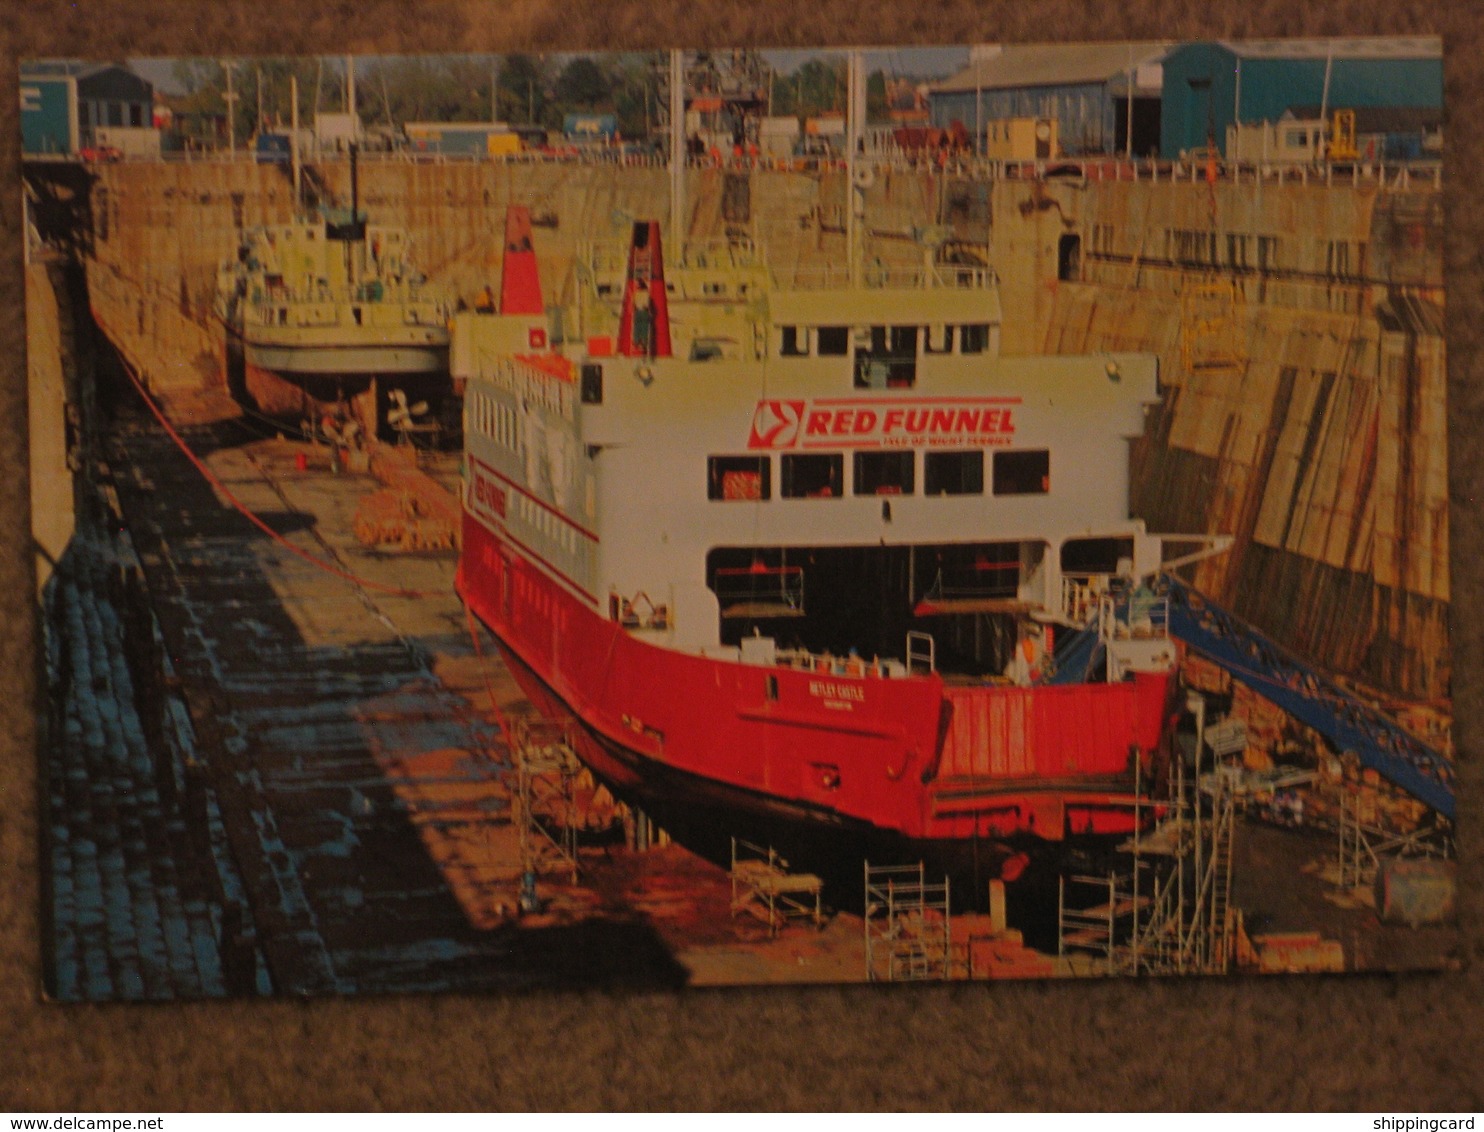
[748,400,805,449]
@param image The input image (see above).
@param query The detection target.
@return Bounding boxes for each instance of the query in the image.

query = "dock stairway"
[1160,574,1455,822]
[1137,774,1236,974]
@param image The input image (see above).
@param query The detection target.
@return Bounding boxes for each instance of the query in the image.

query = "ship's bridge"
[573,333,1162,673]
[575,238,1002,375]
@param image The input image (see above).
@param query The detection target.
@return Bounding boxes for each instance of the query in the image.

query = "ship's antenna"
[345,54,357,141]
[290,73,302,215]
[669,48,685,263]
[846,48,864,288]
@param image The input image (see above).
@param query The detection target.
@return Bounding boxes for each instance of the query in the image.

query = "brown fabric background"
[1,0,1480,1111]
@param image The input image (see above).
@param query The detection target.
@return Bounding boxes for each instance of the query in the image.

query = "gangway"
[1160,574,1455,821]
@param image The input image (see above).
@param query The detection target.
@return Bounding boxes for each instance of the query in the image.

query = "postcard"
[22,38,1455,998]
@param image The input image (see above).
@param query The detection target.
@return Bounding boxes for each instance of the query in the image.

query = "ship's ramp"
[1160,575,1454,821]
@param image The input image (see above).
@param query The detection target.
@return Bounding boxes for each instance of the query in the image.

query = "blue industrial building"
[21,61,154,155]
[928,43,1172,157]
[1160,38,1442,159]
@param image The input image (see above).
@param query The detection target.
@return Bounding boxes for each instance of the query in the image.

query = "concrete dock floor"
[75,401,887,992]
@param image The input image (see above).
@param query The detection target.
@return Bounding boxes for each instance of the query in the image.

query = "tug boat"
[213,158,452,431]
[453,205,1225,899]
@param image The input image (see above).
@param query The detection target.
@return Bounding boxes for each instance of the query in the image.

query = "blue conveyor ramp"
[1160,574,1455,821]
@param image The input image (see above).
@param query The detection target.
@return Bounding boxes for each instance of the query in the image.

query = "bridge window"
[854,451,914,496]
[854,325,918,388]
[924,450,983,495]
[1061,536,1133,576]
[779,326,810,357]
[782,453,843,498]
[708,455,771,501]
[960,324,991,354]
[925,326,954,354]
[1058,234,1081,282]
[816,326,850,356]
[1227,234,1250,270]
[992,449,1049,495]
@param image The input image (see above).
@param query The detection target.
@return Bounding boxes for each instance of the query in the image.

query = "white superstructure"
[456,230,1175,672]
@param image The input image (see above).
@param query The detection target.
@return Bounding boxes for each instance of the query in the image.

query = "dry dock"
[28,155,1457,996]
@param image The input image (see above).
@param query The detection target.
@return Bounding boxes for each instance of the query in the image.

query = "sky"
[763,46,968,78]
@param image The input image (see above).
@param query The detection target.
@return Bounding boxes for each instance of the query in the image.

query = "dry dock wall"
[27,261,76,596]
[76,160,1448,702]
[991,177,1448,702]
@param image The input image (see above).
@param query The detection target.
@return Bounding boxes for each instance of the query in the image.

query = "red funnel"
[499,206,544,316]
[616,221,671,358]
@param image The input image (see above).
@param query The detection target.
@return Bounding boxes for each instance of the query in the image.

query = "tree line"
[168,53,897,144]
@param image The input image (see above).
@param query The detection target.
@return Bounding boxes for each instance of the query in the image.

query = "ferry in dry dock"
[452,199,1229,896]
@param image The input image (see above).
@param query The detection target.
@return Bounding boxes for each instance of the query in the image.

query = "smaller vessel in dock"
[213,154,453,435]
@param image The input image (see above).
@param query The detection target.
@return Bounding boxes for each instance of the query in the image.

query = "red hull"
[457,514,1172,861]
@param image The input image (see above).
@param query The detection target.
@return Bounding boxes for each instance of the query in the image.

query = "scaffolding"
[1131,763,1236,974]
[1337,788,1371,890]
[864,862,951,981]
[728,838,824,936]
[1336,787,1448,891]
[1057,871,1145,975]
[1134,693,1237,974]
[507,715,582,886]
[1056,693,1238,976]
